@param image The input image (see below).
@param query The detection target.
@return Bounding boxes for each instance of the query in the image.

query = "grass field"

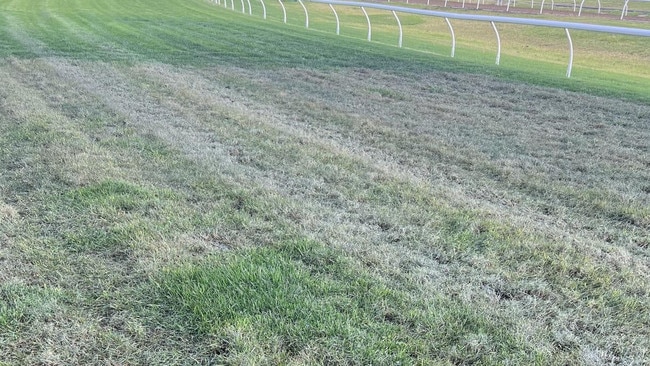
[251,0,650,101]
[1,0,649,364]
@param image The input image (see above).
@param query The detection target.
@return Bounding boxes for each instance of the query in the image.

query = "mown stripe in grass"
[2,0,648,102]
[0,29,28,57]
[116,59,648,360]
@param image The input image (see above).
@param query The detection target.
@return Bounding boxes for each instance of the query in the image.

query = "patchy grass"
[1,0,649,364]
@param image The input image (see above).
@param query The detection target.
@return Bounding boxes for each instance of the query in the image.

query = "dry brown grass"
[3,53,648,363]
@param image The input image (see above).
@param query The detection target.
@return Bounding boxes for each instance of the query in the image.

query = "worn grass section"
[1,0,649,364]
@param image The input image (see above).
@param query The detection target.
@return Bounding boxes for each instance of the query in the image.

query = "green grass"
[159,239,539,364]
[1,0,649,364]
[1,0,649,100]
[0,283,63,330]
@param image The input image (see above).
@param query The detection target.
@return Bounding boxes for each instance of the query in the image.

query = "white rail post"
[310,0,650,76]
[578,0,585,15]
[565,28,573,78]
[260,0,267,19]
[278,0,287,23]
[299,0,309,28]
[491,21,501,65]
[361,7,372,41]
[621,0,629,19]
[231,0,235,11]
[240,0,245,13]
[247,0,253,14]
[445,17,455,57]
[506,0,511,11]
[393,11,403,48]
[329,4,340,35]
[543,0,548,12]
[597,0,601,13]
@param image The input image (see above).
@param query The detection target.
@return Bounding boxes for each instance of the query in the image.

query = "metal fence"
[376,0,650,19]
[213,0,650,77]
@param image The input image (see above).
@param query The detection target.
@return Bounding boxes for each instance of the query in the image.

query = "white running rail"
[212,0,650,78]
[310,0,650,77]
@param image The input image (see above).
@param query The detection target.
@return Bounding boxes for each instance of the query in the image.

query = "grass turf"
[0,0,649,364]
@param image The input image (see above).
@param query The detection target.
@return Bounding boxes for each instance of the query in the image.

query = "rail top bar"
[310,0,650,37]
